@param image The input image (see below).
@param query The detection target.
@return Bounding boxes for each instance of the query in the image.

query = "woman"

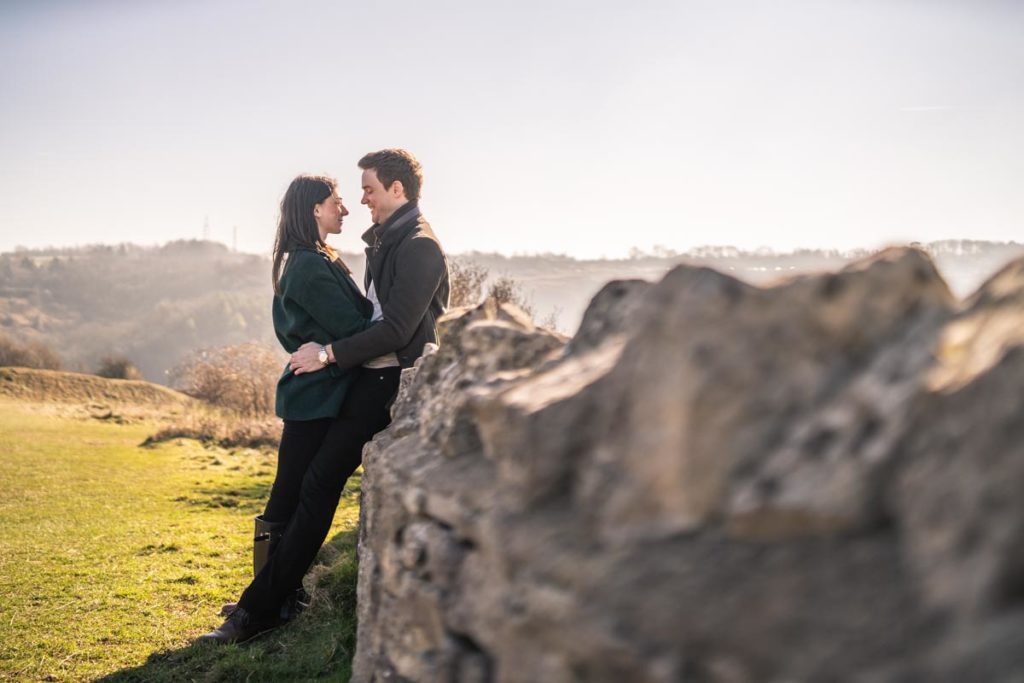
[199,174,372,643]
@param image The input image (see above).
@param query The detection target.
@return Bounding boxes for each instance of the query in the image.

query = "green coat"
[273,248,373,420]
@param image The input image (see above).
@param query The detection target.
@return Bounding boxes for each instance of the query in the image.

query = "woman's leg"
[262,418,333,523]
[219,417,334,616]
[236,367,401,619]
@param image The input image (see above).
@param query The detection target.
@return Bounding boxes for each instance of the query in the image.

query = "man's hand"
[290,342,327,375]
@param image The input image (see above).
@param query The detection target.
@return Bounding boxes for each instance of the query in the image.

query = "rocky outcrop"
[352,248,1024,682]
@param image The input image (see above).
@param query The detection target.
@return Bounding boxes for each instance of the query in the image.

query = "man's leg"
[235,367,401,619]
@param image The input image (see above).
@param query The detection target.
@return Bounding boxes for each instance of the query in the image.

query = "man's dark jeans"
[237,366,401,618]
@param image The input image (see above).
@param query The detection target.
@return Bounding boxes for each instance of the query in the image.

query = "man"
[198,148,448,644]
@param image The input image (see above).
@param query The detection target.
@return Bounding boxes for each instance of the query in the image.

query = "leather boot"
[252,517,313,621]
[220,515,287,617]
[253,515,286,576]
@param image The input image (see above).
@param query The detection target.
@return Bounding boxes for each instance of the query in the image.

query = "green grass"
[0,398,362,682]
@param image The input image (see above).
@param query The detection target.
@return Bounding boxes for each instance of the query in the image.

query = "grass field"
[0,379,362,682]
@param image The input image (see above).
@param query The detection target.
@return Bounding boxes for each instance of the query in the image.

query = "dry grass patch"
[143,410,282,451]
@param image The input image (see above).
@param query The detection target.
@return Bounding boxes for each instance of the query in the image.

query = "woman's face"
[313,189,349,238]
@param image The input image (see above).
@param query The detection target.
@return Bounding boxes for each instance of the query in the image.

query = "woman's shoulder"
[287,247,328,265]
[282,248,331,279]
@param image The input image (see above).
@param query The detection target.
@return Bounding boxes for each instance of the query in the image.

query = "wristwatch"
[317,345,329,366]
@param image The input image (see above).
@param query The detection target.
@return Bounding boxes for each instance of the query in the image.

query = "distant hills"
[0,241,281,382]
[1,239,1021,384]
[453,239,1024,334]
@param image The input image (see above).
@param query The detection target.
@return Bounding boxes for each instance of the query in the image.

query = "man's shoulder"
[385,214,441,252]
[408,216,442,248]
[386,218,444,274]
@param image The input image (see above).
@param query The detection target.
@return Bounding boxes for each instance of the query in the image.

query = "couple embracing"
[198,148,449,644]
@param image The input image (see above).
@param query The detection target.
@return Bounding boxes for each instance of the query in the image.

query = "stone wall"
[351,248,1024,682]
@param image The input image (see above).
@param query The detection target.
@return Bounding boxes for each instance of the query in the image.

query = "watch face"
[318,349,328,364]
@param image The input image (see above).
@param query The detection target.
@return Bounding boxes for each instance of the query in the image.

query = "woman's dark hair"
[271,174,336,295]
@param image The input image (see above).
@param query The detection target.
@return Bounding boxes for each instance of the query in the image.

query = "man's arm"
[291,236,445,374]
[285,256,373,343]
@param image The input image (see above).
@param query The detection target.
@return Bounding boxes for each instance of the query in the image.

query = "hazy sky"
[1,0,1021,258]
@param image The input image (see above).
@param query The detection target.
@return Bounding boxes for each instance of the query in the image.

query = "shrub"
[171,342,282,416]
[449,259,535,317]
[96,355,142,380]
[0,333,62,370]
[487,275,535,318]
[143,411,281,450]
[448,258,489,307]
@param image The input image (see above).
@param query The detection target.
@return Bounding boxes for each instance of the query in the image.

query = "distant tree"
[171,342,281,416]
[161,239,229,255]
[0,333,62,370]
[96,356,142,380]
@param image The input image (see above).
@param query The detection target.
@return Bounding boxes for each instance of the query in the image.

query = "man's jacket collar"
[360,202,420,248]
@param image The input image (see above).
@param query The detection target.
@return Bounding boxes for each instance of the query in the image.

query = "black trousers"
[237,366,401,618]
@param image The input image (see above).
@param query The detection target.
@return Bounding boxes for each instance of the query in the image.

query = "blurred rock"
[352,249,1024,682]
[895,257,1024,623]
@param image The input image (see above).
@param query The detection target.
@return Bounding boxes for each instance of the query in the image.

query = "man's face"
[361,168,404,225]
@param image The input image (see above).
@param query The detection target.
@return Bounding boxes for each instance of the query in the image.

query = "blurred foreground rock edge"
[351,247,1024,683]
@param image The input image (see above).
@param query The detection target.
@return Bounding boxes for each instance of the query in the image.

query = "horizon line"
[3,238,1023,262]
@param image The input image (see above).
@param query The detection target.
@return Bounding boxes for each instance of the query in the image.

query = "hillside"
[2,239,1021,384]
[0,366,195,407]
[0,241,282,382]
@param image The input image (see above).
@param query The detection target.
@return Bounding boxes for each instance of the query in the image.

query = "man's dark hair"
[358,148,423,203]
